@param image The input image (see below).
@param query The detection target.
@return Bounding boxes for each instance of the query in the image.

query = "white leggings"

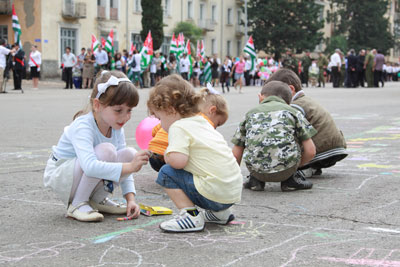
[70,143,136,206]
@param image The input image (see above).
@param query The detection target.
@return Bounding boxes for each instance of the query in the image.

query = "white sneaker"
[203,208,235,225]
[159,209,205,233]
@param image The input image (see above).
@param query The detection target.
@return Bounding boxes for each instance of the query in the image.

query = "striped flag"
[91,34,100,53]
[243,36,256,72]
[203,61,212,83]
[185,40,193,79]
[12,4,22,47]
[177,33,185,58]
[130,42,136,55]
[104,29,115,70]
[200,40,206,63]
[169,33,178,56]
[139,31,153,72]
[101,37,106,48]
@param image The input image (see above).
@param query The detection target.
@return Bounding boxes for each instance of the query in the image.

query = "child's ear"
[258,93,265,103]
[209,105,217,114]
[288,85,296,96]
[93,98,100,112]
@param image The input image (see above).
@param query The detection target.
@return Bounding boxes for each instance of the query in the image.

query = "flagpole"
[244,0,248,42]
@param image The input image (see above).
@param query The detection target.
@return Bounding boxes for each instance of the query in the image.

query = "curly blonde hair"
[147,74,202,117]
[199,88,229,119]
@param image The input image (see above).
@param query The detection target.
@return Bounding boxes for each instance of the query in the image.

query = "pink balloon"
[135,117,161,149]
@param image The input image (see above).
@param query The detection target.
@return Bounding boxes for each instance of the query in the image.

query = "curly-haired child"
[147,74,242,233]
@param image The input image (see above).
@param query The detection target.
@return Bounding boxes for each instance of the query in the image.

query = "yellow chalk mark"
[348,134,400,142]
[357,163,393,169]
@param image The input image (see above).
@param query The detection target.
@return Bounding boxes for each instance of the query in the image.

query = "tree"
[327,0,394,54]
[141,0,164,50]
[172,22,203,45]
[325,35,348,55]
[247,0,324,59]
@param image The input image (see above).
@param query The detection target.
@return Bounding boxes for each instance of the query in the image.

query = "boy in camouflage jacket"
[232,81,317,191]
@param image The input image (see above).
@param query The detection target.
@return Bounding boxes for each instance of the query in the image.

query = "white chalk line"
[369,200,399,210]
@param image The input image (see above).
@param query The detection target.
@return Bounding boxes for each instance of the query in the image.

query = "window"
[110,0,119,20]
[164,0,171,17]
[211,39,216,55]
[227,8,232,25]
[187,1,193,19]
[131,33,143,51]
[60,28,77,59]
[237,10,241,25]
[212,5,217,22]
[97,0,106,18]
[237,40,242,57]
[161,36,171,56]
[134,0,141,12]
[199,3,204,20]
[0,25,8,41]
[227,40,231,56]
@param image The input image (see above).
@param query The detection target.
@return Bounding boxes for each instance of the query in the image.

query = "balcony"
[197,19,215,31]
[110,7,118,20]
[62,1,86,19]
[0,0,12,15]
[236,0,244,6]
[235,24,244,37]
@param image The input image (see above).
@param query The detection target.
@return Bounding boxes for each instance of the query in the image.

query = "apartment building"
[0,0,246,77]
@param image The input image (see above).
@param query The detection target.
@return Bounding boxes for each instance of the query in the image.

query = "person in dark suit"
[346,49,358,88]
[12,43,25,90]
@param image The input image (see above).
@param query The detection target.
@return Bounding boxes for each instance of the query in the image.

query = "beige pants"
[0,68,4,92]
[251,164,298,182]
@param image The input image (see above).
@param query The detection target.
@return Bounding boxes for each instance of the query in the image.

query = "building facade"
[0,0,246,77]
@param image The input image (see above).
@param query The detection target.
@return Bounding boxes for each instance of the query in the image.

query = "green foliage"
[325,35,348,55]
[141,0,164,50]
[328,0,394,53]
[247,0,324,58]
[172,22,203,45]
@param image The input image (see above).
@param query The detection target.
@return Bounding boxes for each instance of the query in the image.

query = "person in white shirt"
[29,45,42,90]
[62,47,77,89]
[0,39,14,93]
[179,53,190,81]
[330,48,342,87]
[129,50,143,88]
[94,46,108,74]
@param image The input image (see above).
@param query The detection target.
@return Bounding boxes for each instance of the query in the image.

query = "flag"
[203,61,212,83]
[178,33,185,57]
[200,40,206,63]
[104,29,115,70]
[243,36,257,72]
[169,33,178,56]
[196,40,200,58]
[101,37,106,48]
[12,4,22,47]
[130,42,136,55]
[139,31,153,72]
[91,34,100,53]
[185,40,193,79]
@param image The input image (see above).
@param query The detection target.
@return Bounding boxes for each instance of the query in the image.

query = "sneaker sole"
[281,185,313,192]
[205,214,235,225]
[159,225,205,233]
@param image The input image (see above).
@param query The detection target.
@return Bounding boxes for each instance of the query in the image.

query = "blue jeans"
[156,164,232,211]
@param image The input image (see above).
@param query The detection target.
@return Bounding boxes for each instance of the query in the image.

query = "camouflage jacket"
[232,96,317,174]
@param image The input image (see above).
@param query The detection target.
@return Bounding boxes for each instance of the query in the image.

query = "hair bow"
[206,82,220,95]
[96,75,131,99]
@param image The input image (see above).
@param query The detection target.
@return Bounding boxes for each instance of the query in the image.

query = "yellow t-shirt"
[165,115,242,204]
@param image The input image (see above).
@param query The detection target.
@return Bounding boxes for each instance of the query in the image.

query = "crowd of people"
[61,44,400,93]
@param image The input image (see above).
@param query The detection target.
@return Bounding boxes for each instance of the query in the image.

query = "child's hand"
[126,200,140,219]
[131,150,150,172]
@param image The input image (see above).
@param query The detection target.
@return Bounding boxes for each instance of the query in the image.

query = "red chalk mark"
[229,221,246,225]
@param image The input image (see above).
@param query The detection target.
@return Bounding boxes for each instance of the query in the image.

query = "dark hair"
[147,74,202,117]
[65,46,71,51]
[74,70,139,119]
[266,68,302,92]
[0,39,5,46]
[261,81,292,104]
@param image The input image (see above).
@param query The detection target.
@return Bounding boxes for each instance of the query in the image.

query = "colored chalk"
[117,217,133,221]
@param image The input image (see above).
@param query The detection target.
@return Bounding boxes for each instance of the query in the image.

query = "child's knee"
[117,147,137,162]
[94,143,117,162]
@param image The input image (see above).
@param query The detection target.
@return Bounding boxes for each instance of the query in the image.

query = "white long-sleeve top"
[52,112,135,196]
[29,50,42,67]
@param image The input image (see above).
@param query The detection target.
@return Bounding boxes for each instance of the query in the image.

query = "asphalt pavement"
[1,79,400,266]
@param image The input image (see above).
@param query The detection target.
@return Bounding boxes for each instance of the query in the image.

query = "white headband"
[206,82,220,95]
[96,72,131,99]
